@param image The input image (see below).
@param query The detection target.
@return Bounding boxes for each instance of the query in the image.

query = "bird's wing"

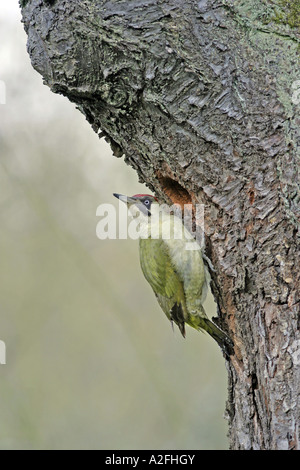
[139,237,187,335]
[139,238,185,302]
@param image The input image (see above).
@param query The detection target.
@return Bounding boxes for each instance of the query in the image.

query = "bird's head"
[113,193,158,216]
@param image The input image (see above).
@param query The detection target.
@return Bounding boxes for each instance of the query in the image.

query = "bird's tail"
[201,317,233,356]
[188,309,233,356]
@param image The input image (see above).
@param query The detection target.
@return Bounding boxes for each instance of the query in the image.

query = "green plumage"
[139,237,231,351]
[140,238,187,335]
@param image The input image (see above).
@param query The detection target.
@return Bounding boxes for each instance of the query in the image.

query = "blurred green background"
[0,2,228,450]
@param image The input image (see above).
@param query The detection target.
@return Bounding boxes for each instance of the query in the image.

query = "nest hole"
[158,177,192,209]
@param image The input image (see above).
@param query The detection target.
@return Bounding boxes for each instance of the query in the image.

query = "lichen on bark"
[272,0,300,29]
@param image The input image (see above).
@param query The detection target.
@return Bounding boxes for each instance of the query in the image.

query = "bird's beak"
[113,193,138,205]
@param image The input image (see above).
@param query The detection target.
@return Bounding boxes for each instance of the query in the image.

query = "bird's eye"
[144,199,150,205]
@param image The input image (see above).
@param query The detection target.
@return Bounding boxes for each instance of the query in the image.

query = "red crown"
[132,194,158,201]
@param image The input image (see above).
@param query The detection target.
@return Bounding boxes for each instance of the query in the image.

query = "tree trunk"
[20,0,299,450]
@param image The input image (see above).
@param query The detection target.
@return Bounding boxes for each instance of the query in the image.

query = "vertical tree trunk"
[20,0,299,449]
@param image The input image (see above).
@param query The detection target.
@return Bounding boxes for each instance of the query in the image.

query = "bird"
[113,193,233,354]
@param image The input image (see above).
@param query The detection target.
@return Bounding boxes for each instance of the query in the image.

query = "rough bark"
[20,0,299,450]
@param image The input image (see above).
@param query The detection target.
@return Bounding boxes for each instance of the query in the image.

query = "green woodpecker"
[113,193,232,353]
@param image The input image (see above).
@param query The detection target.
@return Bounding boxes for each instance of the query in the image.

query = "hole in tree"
[158,176,192,209]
